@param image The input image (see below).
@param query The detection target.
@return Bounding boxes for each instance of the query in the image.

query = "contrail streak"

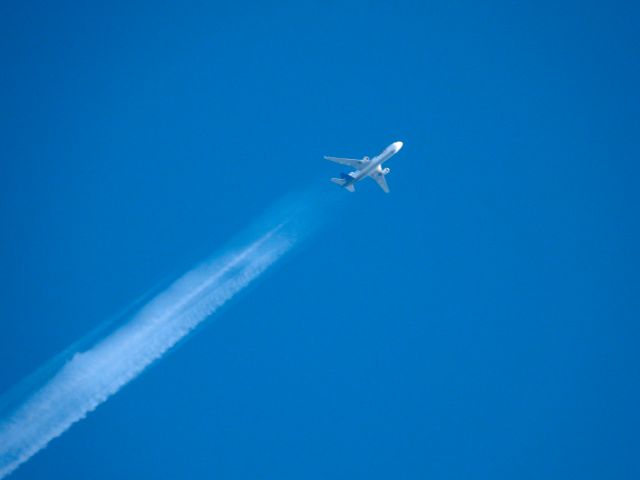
[0,190,330,478]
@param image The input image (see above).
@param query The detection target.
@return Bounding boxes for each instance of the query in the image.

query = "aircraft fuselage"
[326,141,403,193]
[344,141,403,185]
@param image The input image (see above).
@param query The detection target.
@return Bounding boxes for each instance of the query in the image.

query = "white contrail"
[0,191,326,478]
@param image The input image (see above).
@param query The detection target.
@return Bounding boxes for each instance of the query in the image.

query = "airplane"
[325,141,403,193]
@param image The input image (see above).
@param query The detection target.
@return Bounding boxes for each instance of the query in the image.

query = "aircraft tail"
[331,178,355,192]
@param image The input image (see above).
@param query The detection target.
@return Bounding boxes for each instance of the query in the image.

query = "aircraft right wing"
[324,156,369,169]
[370,171,390,193]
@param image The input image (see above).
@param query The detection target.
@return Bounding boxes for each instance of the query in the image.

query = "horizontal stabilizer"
[331,178,355,192]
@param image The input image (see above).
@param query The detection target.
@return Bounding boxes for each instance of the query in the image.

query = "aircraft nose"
[393,141,404,151]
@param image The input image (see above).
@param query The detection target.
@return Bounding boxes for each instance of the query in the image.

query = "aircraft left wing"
[324,156,369,169]
[370,171,390,193]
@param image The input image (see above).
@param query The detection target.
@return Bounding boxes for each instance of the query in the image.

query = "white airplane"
[325,141,403,193]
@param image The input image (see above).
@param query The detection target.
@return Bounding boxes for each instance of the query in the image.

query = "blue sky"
[1,1,639,478]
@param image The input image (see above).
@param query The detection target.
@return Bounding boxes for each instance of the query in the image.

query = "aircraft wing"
[324,156,369,169]
[370,171,390,193]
